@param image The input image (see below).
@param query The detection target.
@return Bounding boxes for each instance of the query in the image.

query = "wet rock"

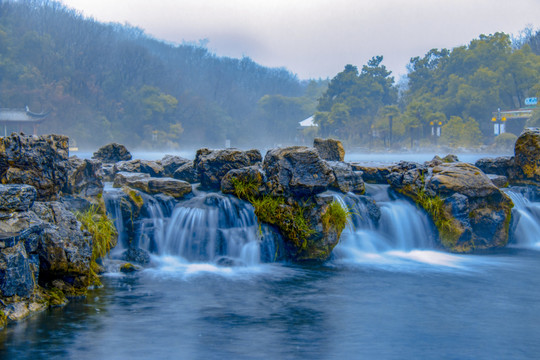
[263,146,335,197]
[31,201,93,285]
[386,161,427,197]
[173,161,199,183]
[0,239,35,298]
[0,134,69,200]
[120,262,139,273]
[487,174,508,188]
[221,165,267,196]
[327,161,365,194]
[115,172,191,199]
[161,155,190,177]
[422,163,513,252]
[194,148,261,189]
[0,184,37,212]
[313,138,345,161]
[512,127,540,185]
[113,171,151,188]
[121,247,151,265]
[63,156,103,197]
[115,159,165,178]
[350,164,391,184]
[92,143,132,163]
[475,156,513,177]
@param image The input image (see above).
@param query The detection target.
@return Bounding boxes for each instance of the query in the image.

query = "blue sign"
[525,97,538,106]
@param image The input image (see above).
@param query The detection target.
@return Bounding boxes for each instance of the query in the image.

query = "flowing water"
[2,182,540,359]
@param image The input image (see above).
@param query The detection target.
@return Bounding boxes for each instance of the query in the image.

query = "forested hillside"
[0,0,325,149]
[315,31,540,150]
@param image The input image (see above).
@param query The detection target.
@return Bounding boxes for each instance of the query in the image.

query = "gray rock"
[327,161,365,194]
[194,148,261,189]
[263,146,335,197]
[63,156,103,197]
[115,159,165,177]
[0,134,69,201]
[161,155,190,177]
[92,143,132,163]
[0,184,37,212]
[173,161,198,183]
[121,248,151,265]
[313,138,345,161]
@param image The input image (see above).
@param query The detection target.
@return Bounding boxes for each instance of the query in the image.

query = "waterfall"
[333,185,451,267]
[505,188,540,249]
[104,186,278,266]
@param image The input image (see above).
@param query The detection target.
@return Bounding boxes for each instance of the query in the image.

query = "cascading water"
[159,193,263,265]
[505,188,540,249]
[333,185,464,268]
[104,185,280,267]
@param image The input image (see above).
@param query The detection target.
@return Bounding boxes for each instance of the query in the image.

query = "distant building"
[298,116,318,128]
[491,97,537,136]
[0,106,49,136]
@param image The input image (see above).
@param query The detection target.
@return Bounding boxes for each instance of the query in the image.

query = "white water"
[506,190,540,249]
[333,187,476,270]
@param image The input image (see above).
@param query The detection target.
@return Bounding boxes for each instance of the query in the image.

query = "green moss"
[231,176,315,250]
[321,200,351,234]
[44,287,67,307]
[120,263,137,273]
[0,309,7,329]
[414,189,462,249]
[76,205,118,286]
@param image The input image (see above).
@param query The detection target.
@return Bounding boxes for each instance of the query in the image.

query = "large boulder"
[412,162,513,252]
[63,156,103,197]
[0,134,69,201]
[313,138,345,161]
[92,143,131,163]
[194,148,261,189]
[114,159,165,178]
[263,146,335,197]
[512,127,540,184]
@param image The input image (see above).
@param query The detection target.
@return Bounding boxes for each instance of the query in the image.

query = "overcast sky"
[60,0,540,80]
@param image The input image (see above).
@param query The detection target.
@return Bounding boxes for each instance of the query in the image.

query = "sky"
[60,0,540,80]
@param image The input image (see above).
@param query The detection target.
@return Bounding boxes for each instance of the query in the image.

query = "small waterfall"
[505,188,540,249]
[104,185,279,266]
[334,185,445,267]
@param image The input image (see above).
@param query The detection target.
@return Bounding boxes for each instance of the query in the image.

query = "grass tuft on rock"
[321,200,351,234]
[76,205,118,286]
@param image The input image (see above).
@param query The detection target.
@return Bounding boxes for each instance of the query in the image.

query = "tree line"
[0,0,325,149]
[314,30,540,150]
